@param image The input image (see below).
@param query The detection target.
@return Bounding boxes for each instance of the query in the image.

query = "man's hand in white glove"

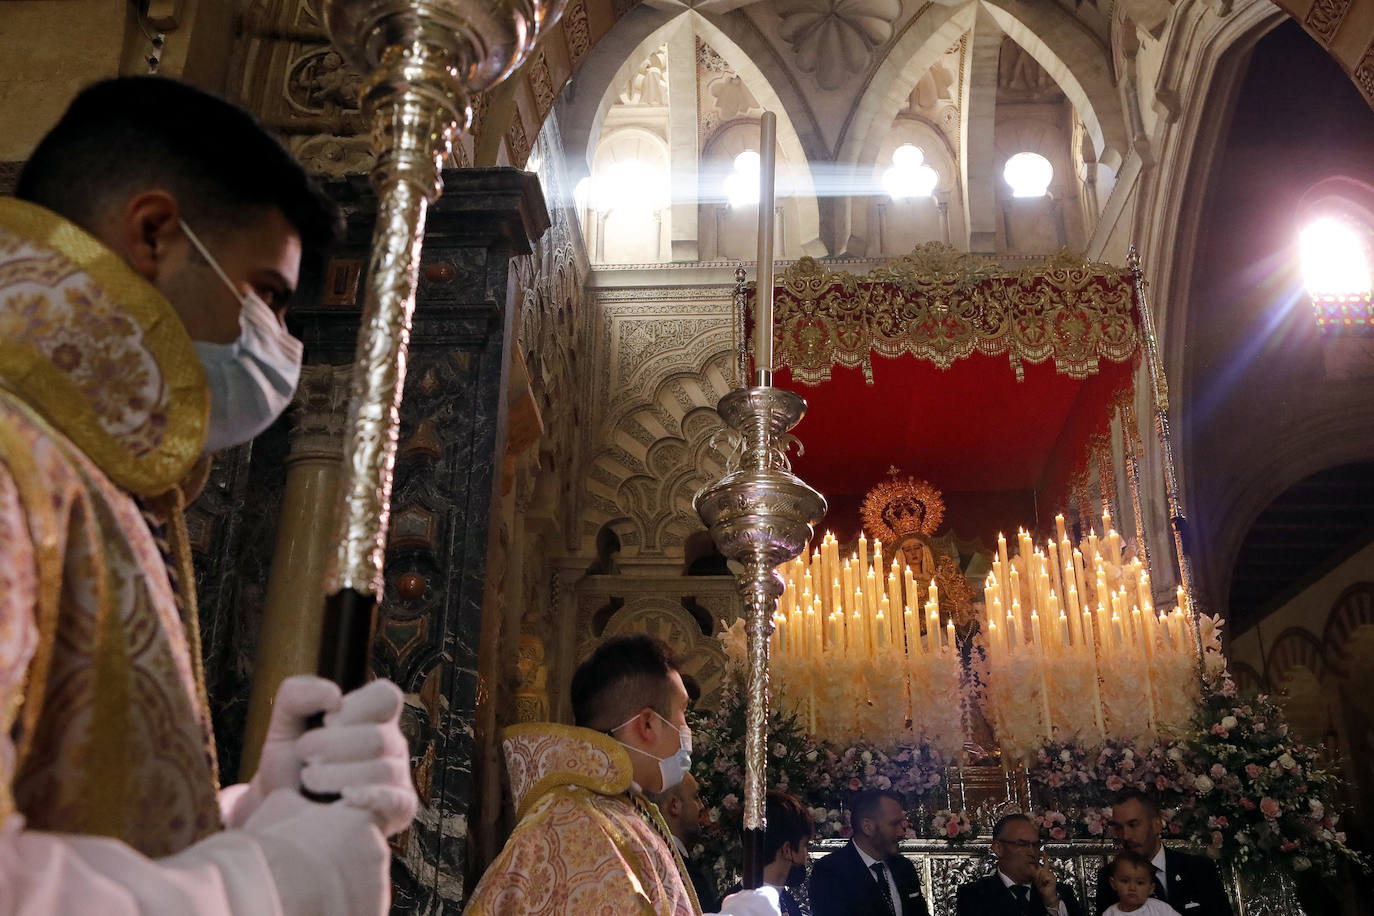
[222,676,417,837]
[296,679,417,836]
[712,886,782,916]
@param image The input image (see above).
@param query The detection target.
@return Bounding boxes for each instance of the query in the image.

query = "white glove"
[295,678,417,836]
[713,886,781,916]
[224,677,417,837]
[236,788,390,916]
[223,675,342,828]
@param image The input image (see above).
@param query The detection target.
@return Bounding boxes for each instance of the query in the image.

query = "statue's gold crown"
[860,473,945,541]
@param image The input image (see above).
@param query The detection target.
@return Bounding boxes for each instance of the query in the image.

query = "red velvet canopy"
[746,247,1143,547]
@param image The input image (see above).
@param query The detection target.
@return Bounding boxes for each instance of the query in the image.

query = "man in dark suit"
[651,772,722,912]
[956,813,1084,916]
[809,788,929,916]
[1096,790,1233,916]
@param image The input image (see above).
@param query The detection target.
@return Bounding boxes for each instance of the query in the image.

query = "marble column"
[295,168,550,915]
[238,363,350,780]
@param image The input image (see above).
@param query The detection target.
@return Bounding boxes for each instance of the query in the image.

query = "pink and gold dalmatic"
[466,722,702,916]
[0,198,220,857]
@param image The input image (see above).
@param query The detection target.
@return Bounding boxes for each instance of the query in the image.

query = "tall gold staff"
[317,0,564,689]
[695,112,826,888]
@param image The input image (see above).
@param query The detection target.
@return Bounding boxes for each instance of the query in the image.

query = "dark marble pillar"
[292,168,549,915]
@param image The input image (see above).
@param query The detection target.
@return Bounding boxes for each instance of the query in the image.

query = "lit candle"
[1058,607,1071,649]
[987,616,1000,659]
[997,533,1010,606]
[1007,600,1020,652]
[1056,513,1067,544]
[946,617,955,653]
[903,604,916,654]
[1031,608,1043,649]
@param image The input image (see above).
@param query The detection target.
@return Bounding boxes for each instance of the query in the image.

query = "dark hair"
[571,634,680,729]
[16,77,339,250]
[764,791,814,863]
[850,788,903,832]
[1110,850,1155,880]
[992,812,1037,841]
[1113,789,1162,816]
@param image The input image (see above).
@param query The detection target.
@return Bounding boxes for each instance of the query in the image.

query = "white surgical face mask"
[179,219,302,452]
[612,709,693,791]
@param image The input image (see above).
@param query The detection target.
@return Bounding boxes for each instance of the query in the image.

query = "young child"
[1103,850,1182,916]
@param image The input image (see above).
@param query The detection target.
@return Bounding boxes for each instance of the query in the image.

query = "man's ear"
[664,794,682,818]
[118,190,183,282]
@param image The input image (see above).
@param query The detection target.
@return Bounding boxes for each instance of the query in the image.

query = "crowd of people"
[469,633,1237,916]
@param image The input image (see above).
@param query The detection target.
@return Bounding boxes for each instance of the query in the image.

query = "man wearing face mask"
[467,634,781,916]
[726,791,814,916]
[0,77,416,914]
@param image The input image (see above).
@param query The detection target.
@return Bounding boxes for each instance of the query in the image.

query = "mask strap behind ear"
[179,218,242,301]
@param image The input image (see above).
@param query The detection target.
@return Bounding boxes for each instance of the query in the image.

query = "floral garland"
[1023,673,1365,883]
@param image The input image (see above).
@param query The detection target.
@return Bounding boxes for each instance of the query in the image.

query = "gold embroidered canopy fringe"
[749,243,1142,385]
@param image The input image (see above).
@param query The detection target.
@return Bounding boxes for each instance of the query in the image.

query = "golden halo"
[860,475,945,542]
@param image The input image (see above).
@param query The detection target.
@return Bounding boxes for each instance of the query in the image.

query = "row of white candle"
[771,531,956,662]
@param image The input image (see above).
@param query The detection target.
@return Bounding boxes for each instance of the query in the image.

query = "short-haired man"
[955,813,1084,916]
[652,772,722,912]
[1096,791,1232,916]
[1,77,416,914]
[467,634,779,916]
[809,788,929,916]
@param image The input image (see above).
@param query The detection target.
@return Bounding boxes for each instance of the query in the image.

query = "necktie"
[1012,884,1036,915]
[1155,867,1170,903]
[870,862,896,916]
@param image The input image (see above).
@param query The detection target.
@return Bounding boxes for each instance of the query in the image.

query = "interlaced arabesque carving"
[756,244,1141,385]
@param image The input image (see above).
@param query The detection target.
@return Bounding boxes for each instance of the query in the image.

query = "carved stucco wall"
[578,283,737,559]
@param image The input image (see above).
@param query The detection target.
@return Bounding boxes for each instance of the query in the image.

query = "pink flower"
[1245,763,1262,779]
[848,777,862,791]
[722,794,740,810]
[1260,797,1281,820]
[1155,775,1170,791]
[945,820,961,838]
[1106,775,1125,792]
[1050,827,1067,841]
[1211,724,1230,738]
[1240,798,1257,810]
[1210,764,1226,779]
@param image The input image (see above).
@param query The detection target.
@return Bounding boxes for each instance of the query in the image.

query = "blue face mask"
[180,219,302,452]
[613,709,693,791]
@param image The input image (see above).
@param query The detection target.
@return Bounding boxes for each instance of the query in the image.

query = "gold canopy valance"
[752,243,1142,385]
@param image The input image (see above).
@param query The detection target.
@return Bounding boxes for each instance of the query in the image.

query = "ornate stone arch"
[982,0,1128,169]
[581,332,738,557]
[1231,659,1265,694]
[583,596,731,708]
[1323,581,1374,679]
[1268,626,1328,687]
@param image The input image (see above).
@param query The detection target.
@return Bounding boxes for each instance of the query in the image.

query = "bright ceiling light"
[725,149,761,208]
[882,144,938,200]
[1003,152,1053,198]
[1299,217,1371,297]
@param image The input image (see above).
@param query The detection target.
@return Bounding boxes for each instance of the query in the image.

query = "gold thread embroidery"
[0,199,208,497]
